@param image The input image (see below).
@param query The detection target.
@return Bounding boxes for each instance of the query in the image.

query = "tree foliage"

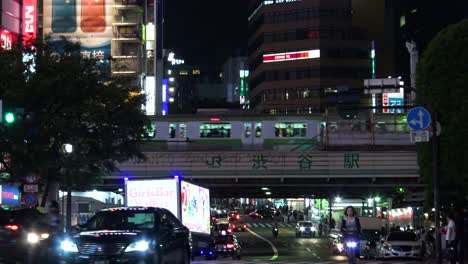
[0,41,151,200]
[416,19,468,205]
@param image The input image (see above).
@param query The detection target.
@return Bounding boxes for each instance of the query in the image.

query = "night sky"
[164,0,248,66]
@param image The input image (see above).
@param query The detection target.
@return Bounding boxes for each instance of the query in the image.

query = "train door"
[253,122,264,144]
[241,122,254,145]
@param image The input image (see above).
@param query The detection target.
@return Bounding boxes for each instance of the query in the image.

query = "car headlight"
[125,240,150,252]
[40,233,50,239]
[299,227,305,231]
[311,227,316,231]
[60,240,79,252]
[27,233,40,244]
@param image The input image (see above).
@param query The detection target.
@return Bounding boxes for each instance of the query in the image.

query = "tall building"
[0,0,21,50]
[247,0,371,114]
[222,56,248,106]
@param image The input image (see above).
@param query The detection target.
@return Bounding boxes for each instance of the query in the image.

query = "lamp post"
[63,144,73,233]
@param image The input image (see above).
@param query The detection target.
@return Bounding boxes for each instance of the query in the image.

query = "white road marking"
[246,228,279,261]
[306,248,311,252]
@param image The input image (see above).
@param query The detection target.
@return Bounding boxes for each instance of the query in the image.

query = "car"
[231,223,247,232]
[0,208,53,264]
[228,211,241,221]
[213,220,233,235]
[295,221,316,238]
[249,209,272,219]
[213,234,241,260]
[58,207,191,264]
[376,231,423,260]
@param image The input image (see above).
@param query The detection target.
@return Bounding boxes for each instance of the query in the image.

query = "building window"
[179,124,187,139]
[255,123,262,137]
[200,123,231,138]
[169,123,176,138]
[244,123,252,138]
[274,122,307,137]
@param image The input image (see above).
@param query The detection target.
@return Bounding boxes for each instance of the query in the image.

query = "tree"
[0,41,151,206]
[416,19,468,207]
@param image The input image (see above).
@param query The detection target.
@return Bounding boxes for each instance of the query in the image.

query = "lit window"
[199,123,231,138]
[400,15,406,27]
[244,123,252,138]
[255,123,262,137]
[274,122,307,137]
[169,123,176,138]
[179,124,187,139]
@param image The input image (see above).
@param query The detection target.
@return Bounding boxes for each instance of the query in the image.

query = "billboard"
[263,49,320,63]
[22,0,37,45]
[0,186,20,205]
[126,179,178,217]
[42,0,112,60]
[382,88,404,114]
[181,181,210,234]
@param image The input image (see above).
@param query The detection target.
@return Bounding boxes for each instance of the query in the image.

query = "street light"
[261,187,269,191]
[374,196,381,203]
[63,144,73,153]
[335,196,342,203]
[265,192,271,195]
[367,198,374,205]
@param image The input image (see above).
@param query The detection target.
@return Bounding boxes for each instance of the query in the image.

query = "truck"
[125,178,214,259]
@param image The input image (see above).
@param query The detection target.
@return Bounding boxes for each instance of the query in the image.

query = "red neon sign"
[263,49,320,63]
[210,118,221,121]
[22,0,37,46]
[0,29,13,50]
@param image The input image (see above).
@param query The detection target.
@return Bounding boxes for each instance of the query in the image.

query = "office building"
[222,56,249,107]
[247,0,371,114]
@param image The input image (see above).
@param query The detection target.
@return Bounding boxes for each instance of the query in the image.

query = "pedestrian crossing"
[246,223,295,228]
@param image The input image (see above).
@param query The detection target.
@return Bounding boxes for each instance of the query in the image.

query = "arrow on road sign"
[407,107,431,130]
[409,110,425,128]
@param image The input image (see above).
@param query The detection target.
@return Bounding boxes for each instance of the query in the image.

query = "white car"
[377,231,423,260]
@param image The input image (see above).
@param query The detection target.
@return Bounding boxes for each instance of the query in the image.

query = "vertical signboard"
[42,0,112,60]
[0,28,17,50]
[22,0,37,46]
[382,88,405,114]
[162,78,168,116]
[145,76,156,115]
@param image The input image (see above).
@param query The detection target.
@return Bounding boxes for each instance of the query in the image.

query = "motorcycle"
[272,228,279,238]
[343,231,359,264]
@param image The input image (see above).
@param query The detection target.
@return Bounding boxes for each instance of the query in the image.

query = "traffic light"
[4,112,15,124]
[397,187,405,193]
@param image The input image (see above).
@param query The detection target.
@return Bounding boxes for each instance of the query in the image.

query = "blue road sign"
[407,107,431,130]
[23,193,38,207]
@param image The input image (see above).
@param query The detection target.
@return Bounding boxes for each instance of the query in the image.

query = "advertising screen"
[22,0,37,45]
[382,88,404,114]
[42,0,112,60]
[126,180,178,217]
[0,186,20,205]
[181,181,210,234]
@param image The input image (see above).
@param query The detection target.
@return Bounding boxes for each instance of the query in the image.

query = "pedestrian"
[330,218,336,230]
[446,212,457,264]
[47,200,62,235]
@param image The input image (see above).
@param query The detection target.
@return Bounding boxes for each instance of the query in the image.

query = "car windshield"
[387,232,417,241]
[84,211,155,230]
[218,224,230,230]
[300,222,313,227]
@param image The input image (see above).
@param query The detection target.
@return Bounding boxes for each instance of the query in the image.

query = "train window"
[200,123,231,138]
[169,123,176,138]
[244,123,252,138]
[274,122,307,137]
[255,123,262,137]
[179,124,187,139]
[144,123,156,138]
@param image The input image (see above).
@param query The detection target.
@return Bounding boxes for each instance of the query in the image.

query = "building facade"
[247,0,371,114]
[222,56,249,106]
[0,0,21,50]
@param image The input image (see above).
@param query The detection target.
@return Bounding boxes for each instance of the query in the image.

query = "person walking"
[446,213,457,264]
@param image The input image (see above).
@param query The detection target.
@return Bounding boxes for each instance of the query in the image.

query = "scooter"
[343,231,359,264]
[272,228,279,238]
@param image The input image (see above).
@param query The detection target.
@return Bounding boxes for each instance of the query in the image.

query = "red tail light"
[232,225,236,229]
[227,229,232,233]
[5,224,19,231]
[236,215,240,220]
[226,243,235,249]
[243,224,247,228]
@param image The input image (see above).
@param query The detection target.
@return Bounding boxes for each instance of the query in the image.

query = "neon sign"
[22,0,37,45]
[0,29,13,50]
[263,49,320,63]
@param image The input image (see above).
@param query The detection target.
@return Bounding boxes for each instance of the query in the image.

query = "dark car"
[213,234,241,260]
[230,223,247,232]
[249,209,272,219]
[0,208,53,264]
[228,211,240,222]
[295,221,316,238]
[59,207,191,264]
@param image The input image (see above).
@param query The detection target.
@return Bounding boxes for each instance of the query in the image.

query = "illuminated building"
[247,0,371,114]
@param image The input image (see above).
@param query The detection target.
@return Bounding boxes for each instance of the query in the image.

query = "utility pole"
[432,112,442,264]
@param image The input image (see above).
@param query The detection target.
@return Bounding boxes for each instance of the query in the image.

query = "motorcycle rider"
[340,206,361,263]
[272,223,279,238]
